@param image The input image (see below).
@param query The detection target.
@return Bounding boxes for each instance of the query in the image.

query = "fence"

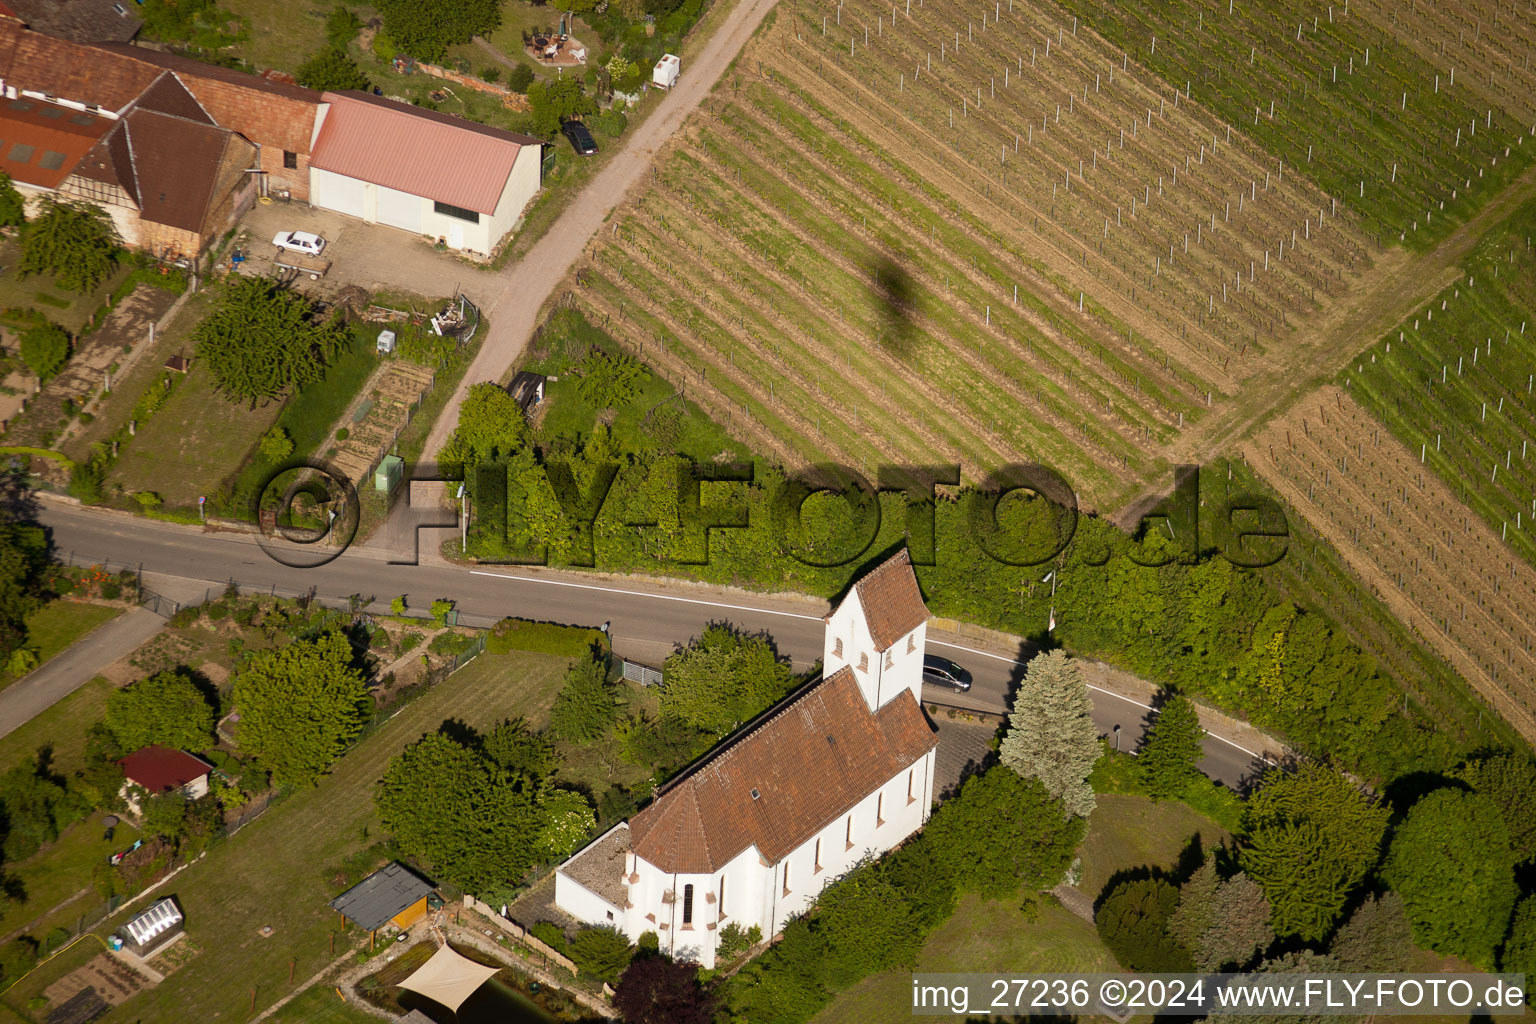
[621,658,664,687]
[461,896,577,973]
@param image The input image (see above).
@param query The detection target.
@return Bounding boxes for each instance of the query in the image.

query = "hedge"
[486,617,606,657]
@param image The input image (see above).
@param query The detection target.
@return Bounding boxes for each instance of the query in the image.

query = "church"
[553,549,941,967]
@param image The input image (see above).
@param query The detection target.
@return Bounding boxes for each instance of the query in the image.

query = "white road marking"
[468,570,825,621]
[927,638,1278,767]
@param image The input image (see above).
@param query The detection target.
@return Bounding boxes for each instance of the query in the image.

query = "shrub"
[486,617,605,656]
[592,108,628,138]
[1096,876,1194,971]
[717,921,762,961]
[530,920,568,953]
[480,65,501,83]
[205,601,230,621]
[0,937,39,984]
[371,30,397,61]
[507,64,535,92]
[336,427,350,441]
[568,925,632,983]
[20,321,69,382]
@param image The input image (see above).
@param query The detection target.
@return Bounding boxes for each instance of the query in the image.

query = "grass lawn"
[1077,794,1231,903]
[0,676,115,778]
[217,0,337,74]
[0,244,131,335]
[479,5,607,76]
[268,985,382,1024]
[107,357,277,510]
[60,289,219,465]
[0,602,123,693]
[812,896,1116,1024]
[0,816,142,942]
[0,651,572,1023]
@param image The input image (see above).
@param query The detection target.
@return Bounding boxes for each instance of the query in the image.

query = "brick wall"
[179,76,321,201]
[137,219,201,261]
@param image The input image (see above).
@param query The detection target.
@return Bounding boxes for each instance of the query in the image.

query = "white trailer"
[653,54,680,89]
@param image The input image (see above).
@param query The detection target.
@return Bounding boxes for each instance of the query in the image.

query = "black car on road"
[562,119,597,156]
[921,654,972,692]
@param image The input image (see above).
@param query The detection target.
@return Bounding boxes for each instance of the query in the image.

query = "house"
[117,897,183,958]
[2,0,142,44]
[330,862,435,947]
[117,746,212,815]
[554,549,939,968]
[60,73,259,260]
[306,90,543,256]
[0,22,323,202]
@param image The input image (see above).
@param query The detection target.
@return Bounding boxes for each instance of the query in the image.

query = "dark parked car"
[921,654,972,693]
[562,119,597,156]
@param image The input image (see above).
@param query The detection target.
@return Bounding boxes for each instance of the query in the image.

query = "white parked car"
[272,230,326,256]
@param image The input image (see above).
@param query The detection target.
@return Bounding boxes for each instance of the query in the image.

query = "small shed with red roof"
[118,746,212,815]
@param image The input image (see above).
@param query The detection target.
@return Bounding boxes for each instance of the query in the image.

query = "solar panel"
[7,144,34,163]
[38,151,64,171]
[39,107,64,119]
[6,99,32,112]
[69,113,95,126]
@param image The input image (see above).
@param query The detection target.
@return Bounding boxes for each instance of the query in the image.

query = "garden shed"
[118,897,184,958]
[329,862,435,945]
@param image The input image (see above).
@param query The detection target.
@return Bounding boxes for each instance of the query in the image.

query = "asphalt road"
[35,501,1269,787]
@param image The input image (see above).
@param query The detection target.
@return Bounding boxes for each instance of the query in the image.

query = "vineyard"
[1053,0,1536,249]
[1244,387,1536,743]
[569,0,1387,504]
[1343,205,1536,567]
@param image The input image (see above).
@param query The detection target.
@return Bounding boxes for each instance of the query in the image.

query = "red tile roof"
[628,667,937,874]
[849,548,930,651]
[0,22,159,111]
[310,91,541,215]
[118,746,211,794]
[0,95,111,188]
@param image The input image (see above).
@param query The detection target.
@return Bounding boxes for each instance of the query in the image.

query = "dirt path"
[1115,159,1536,524]
[421,0,782,461]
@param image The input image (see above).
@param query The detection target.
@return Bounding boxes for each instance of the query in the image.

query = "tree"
[998,649,1097,817]
[259,425,294,462]
[549,656,618,742]
[19,199,120,292]
[374,0,501,62]
[921,767,1084,899]
[429,598,455,627]
[439,382,527,472]
[1169,858,1274,970]
[528,76,595,138]
[193,276,349,406]
[105,669,216,753]
[536,787,595,860]
[483,718,558,779]
[18,322,69,382]
[295,46,371,91]
[140,792,188,841]
[1239,765,1389,942]
[507,64,535,93]
[615,955,715,1024]
[1502,895,1536,1000]
[232,632,371,788]
[659,624,795,737]
[506,62,537,92]
[1096,876,1194,971]
[1329,892,1414,972]
[390,595,407,616]
[0,508,47,664]
[1138,692,1205,799]
[0,758,75,862]
[0,171,24,227]
[1381,787,1517,967]
[1454,750,1536,863]
[376,731,541,893]
[568,925,633,983]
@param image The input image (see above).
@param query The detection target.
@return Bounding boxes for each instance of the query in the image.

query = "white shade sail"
[396,945,500,1013]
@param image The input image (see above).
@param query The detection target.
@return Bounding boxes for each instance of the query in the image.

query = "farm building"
[117,897,184,958]
[306,91,542,256]
[0,21,323,202]
[117,746,212,815]
[0,0,142,44]
[330,862,436,945]
[555,549,939,968]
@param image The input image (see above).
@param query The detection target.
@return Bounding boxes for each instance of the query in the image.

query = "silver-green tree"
[1170,857,1274,969]
[998,649,1098,817]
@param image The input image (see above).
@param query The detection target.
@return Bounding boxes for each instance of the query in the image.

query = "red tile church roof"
[628,666,936,875]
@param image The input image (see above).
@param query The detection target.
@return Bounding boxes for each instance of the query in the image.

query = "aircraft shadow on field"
[867,252,923,360]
